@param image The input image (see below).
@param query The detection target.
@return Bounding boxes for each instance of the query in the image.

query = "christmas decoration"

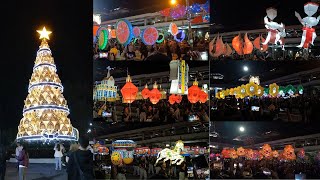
[16,27,78,142]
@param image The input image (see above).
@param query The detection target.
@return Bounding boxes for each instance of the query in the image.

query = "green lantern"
[297,85,304,95]
[286,85,296,96]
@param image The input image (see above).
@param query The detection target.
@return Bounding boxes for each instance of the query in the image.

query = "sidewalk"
[5,162,67,180]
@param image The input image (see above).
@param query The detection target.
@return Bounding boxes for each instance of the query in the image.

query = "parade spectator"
[53,143,64,170]
[17,144,29,180]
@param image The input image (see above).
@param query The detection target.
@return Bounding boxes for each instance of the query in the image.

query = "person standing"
[54,143,64,170]
[15,142,23,170]
[147,156,155,175]
[17,144,29,180]
[179,162,188,180]
[67,136,94,180]
[139,157,147,180]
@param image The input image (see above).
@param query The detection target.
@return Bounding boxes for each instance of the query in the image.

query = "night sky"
[0,1,92,135]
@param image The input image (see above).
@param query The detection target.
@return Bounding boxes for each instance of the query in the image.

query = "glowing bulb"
[170,0,177,5]
[243,66,249,72]
[239,126,245,132]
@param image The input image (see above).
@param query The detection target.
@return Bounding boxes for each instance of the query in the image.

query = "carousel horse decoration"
[155,140,185,166]
[295,2,320,49]
[262,8,286,50]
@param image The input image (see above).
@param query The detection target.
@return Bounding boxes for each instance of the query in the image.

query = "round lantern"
[199,89,208,103]
[141,84,150,99]
[133,26,141,38]
[256,86,264,97]
[174,30,186,43]
[175,95,182,103]
[229,148,238,159]
[156,33,165,43]
[122,150,134,165]
[116,19,133,46]
[245,82,258,97]
[245,149,254,160]
[221,148,230,158]
[169,94,177,105]
[269,83,279,97]
[262,144,272,159]
[237,147,246,156]
[149,82,162,104]
[98,28,108,50]
[239,85,247,99]
[283,145,296,160]
[121,75,138,103]
[188,79,201,103]
[169,23,179,36]
[111,151,122,165]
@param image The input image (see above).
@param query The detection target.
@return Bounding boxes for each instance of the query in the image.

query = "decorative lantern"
[298,85,304,95]
[262,144,272,159]
[221,148,230,158]
[229,148,238,159]
[237,147,246,156]
[122,150,134,164]
[283,145,296,160]
[245,149,254,160]
[141,84,150,99]
[199,89,208,103]
[246,82,258,97]
[111,29,117,39]
[256,86,264,97]
[175,95,182,103]
[149,82,162,104]
[229,88,234,96]
[239,84,247,99]
[225,89,230,96]
[188,79,201,103]
[111,151,122,165]
[269,83,279,97]
[286,85,296,96]
[121,75,138,103]
[169,94,177,105]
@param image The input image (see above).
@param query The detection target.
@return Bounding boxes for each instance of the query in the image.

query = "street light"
[239,126,245,132]
[243,66,249,72]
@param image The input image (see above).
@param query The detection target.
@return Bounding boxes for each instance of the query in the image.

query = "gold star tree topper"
[37,27,52,40]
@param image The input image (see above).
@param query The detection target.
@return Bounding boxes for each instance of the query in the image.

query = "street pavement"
[5,162,67,180]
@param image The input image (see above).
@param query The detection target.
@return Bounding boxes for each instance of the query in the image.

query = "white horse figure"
[262,8,286,50]
[155,140,185,166]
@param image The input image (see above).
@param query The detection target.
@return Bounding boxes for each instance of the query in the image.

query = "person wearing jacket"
[67,136,94,180]
[17,144,29,180]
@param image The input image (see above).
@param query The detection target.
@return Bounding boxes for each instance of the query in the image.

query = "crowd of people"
[211,95,320,122]
[210,158,320,179]
[93,36,208,61]
[94,99,209,123]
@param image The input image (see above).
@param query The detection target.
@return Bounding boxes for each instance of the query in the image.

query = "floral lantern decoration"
[272,150,279,158]
[141,84,150,99]
[229,88,234,96]
[239,85,247,99]
[169,94,177,105]
[283,145,296,160]
[229,148,238,159]
[237,147,246,156]
[262,144,272,159]
[188,79,201,103]
[245,149,254,160]
[175,95,182,103]
[121,75,138,103]
[256,86,264,97]
[297,148,305,159]
[221,148,230,158]
[258,150,264,160]
[199,89,208,103]
[246,82,258,97]
[269,83,279,97]
[149,82,162,104]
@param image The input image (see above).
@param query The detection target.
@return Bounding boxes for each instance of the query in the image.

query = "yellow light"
[170,0,177,5]
[37,27,52,40]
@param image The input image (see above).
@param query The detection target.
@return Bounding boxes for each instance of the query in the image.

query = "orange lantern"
[93,25,99,37]
[221,148,230,158]
[199,89,208,103]
[175,95,182,103]
[111,29,117,38]
[229,148,238,159]
[262,144,272,159]
[245,149,254,160]
[188,79,201,103]
[121,75,138,103]
[149,82,162,104]
[283,145,296,160]
[237,147,246,156]
[141,84,150,99]
[169,94,177,105]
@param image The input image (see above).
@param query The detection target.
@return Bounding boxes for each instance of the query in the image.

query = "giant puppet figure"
[295,2,320,49]
[262,8,286,50]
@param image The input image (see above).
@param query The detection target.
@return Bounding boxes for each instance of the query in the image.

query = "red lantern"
[221,148,230,158]
[283,145,296,160]
[237,147,246,156]
[262,144,272,159]
[199,89,208,103]
[169,94,177,105]
[121,75,138,103]
[93,25,99,37]
[175,95,182,103]
[188,79,201,103]
[141,84,150,99]
[149,82,161,104]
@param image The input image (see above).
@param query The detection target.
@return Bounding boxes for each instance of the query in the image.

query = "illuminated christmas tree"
[16,27,78,142]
